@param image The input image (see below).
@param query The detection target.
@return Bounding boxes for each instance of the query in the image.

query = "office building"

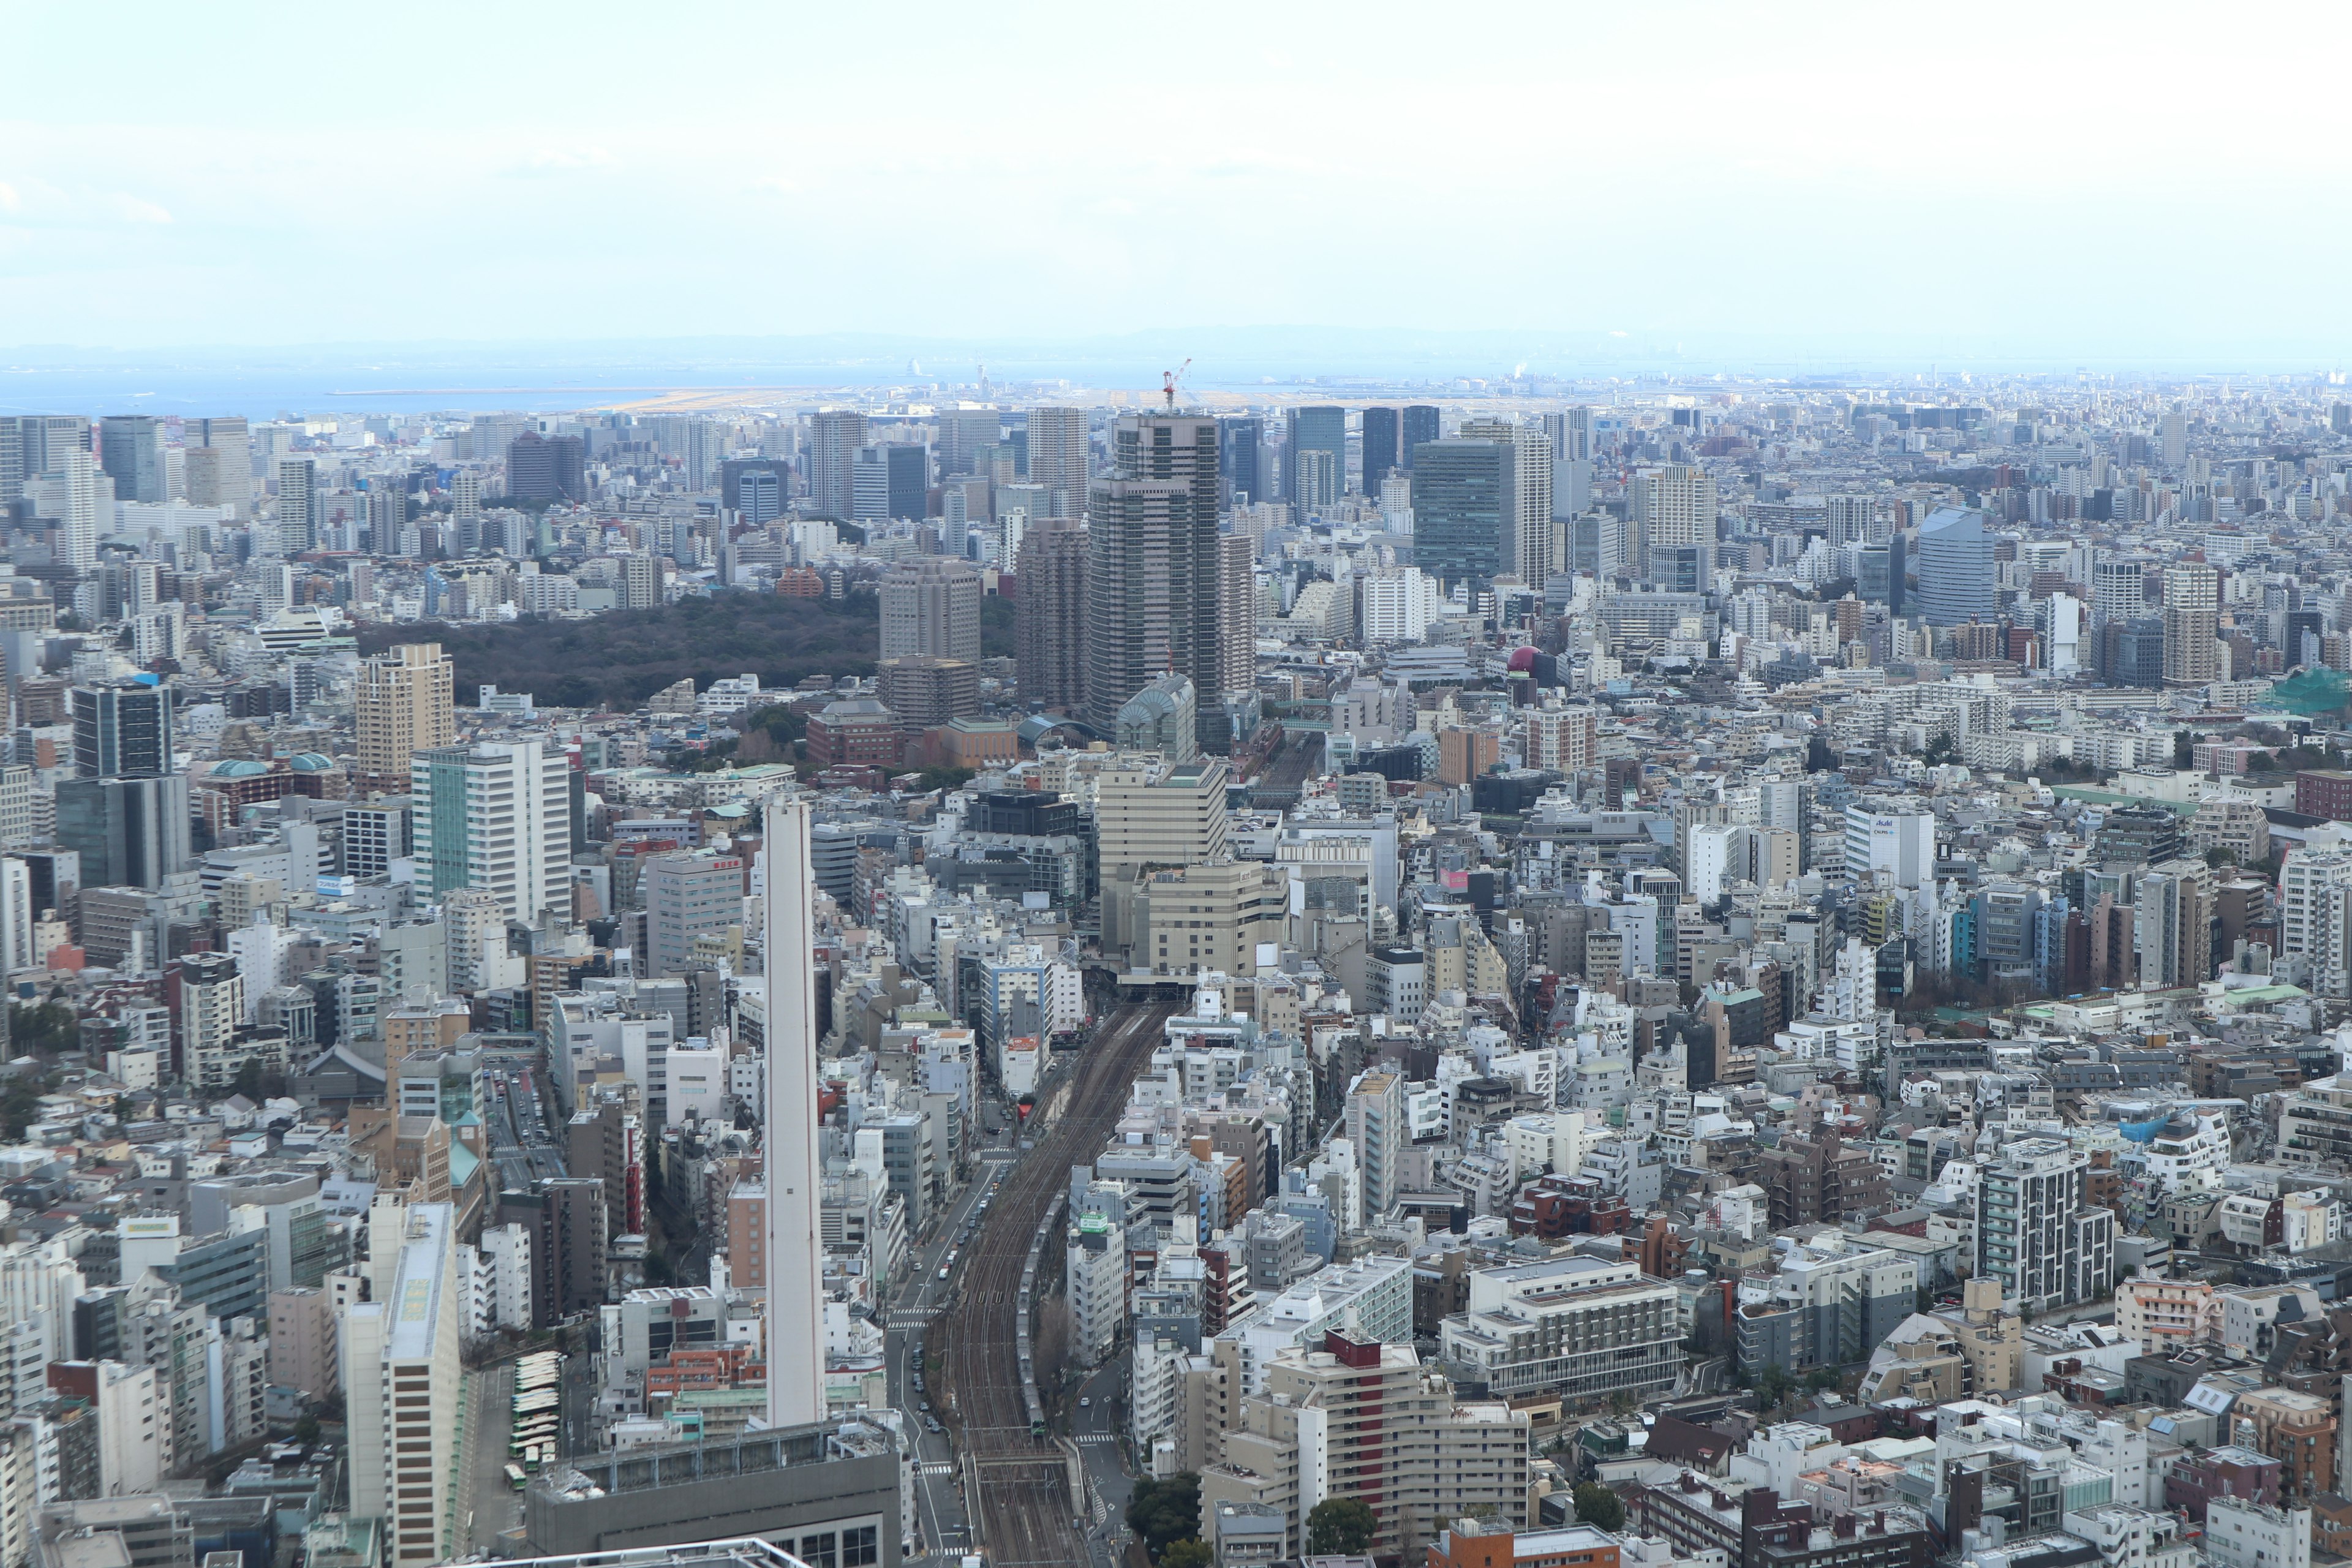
[187,417,254,518]
[1286,405,1346,498]
[2162,561,2220,687]
[1085,415,1229,734]
[1217,415,1264,507]
[1014,521,1088,712]
[1914,507,1997,625]
[57,775,188,892]
[410,740,573,922]
[1411,437,1513,591]
[1973,1137,2114,1311]
[850,443,925,522]
[97,417,164,504]
[71,685,173,779]
[275,459,317,553]
[644,849,745,978]
[507,431,585,503]
[1844,804,1935,889]
[1025,406,1091,521]
[1401,404,1441,465]
[762,798,824,1428]
[720,457,792,519]
[807,410,867,520]
[1855,535,1906,614]
[878,558,981,663]
[342,1202,465,1568]
[1460,419,1555,589]
[355,644,455,795]
[1438,1253,1683,1403]
[1361,407,1401,494]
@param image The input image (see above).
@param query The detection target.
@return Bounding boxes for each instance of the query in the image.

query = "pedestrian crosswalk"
[921,1463,955,1477]
[1074,1433,1115,1446]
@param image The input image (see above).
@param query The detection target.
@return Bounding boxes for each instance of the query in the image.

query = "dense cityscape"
[0,369,2342,1568]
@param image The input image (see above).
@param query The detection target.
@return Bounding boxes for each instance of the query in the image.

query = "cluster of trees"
[1121,1479,1394,1562]
[7,1001,77,1054]
[360,593,880,710]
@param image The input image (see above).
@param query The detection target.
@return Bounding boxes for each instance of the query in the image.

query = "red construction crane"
[1162,358,1191,412]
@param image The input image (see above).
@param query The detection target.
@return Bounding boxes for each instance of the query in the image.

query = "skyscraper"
[97,416,164,504]
[879,559,982,663]
[763,797,824,1430]
[886,443,926,520]
[1458,419,1553,590]
[1218,415,1264,507]
[1409,438,1513,591]
[276,459,318,554]
[1400,405,1441,467]
[368,475,407,554]
[1217,532,1255,696]
[2160,409,2188,466]
[1286,405,1345,498]
[410,740,573,922]
[51,448,100,571]
[2162,561,2220,687]
[1085,415,1227,736]
[1014,522,1088,713]
[937,405,1000,475]
[808,410,868,520]
[720,456,792,520]
[72,684,173,778]
[1361,407,1401,495]
[505,432,584,503]
[1544,407,1594,464]
[1913,507,1997,626]
[13,416,90,483]
[1630,462,1716,582]
[356,644,456,795]
[1025,407,1091,521]
[186,417,252,518]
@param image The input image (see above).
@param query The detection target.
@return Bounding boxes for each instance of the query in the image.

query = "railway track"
[934,998,1176,1568]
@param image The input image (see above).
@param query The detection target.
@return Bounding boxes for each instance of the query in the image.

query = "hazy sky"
[5,2,2348,361]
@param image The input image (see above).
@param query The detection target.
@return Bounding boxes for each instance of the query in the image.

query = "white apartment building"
[2204,1498,2311,1568]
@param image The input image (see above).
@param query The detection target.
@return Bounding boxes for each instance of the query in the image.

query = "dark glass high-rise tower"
[1400,405,1441,468]
[1362,407,1400,494]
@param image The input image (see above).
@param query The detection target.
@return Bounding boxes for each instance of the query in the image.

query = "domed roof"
[1507,646,1539,673]
[284,752,334,772]
[209,760,270,778]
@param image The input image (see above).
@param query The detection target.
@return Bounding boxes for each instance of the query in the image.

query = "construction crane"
[1162,358,1191,412]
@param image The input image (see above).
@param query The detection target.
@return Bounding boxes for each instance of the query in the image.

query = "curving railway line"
[933,998,1177,1568]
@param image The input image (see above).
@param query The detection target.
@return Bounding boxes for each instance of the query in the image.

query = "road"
[1072,1362,1136,1558]
[932,1000,1176,1568]
[489,1062,569,1189]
